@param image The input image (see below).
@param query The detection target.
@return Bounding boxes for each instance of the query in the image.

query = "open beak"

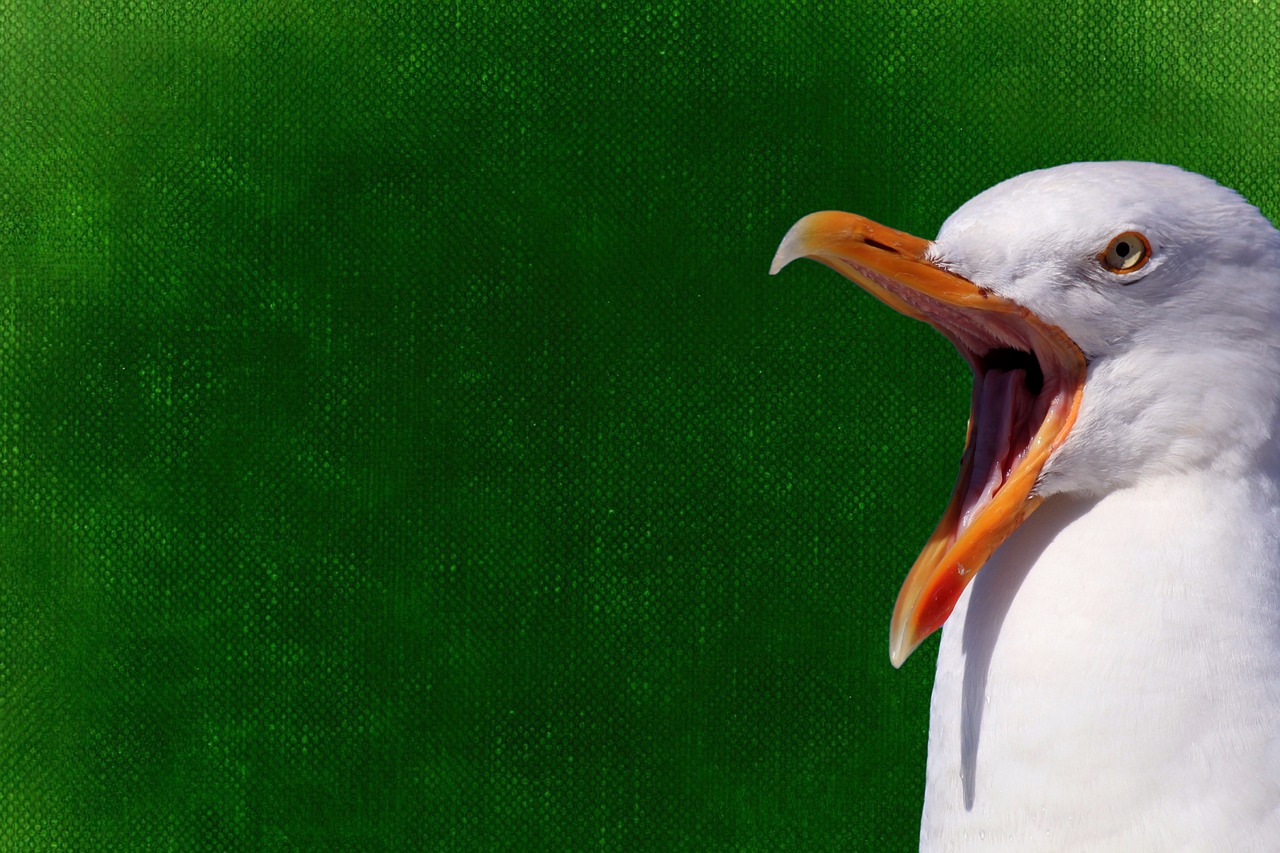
[771,211,1086,667]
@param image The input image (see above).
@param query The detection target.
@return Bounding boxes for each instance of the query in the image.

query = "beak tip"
[769,219,813,276]
[769,236,800,276]
[890,617,927,669]
[889,638,908,670]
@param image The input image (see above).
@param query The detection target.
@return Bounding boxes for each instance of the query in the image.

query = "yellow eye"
[1101,231,1150,273]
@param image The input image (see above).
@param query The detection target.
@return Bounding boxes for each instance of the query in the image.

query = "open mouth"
[837,254,1080,560]
[771,211,1087,665]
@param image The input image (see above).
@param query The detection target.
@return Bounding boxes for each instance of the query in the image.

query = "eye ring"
[1100,231,1151,274]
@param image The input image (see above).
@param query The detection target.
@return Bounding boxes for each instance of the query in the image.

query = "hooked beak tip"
[769,214,822,276]
[769,237,800,275]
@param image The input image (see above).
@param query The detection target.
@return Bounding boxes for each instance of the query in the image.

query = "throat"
[982,347,1043,395]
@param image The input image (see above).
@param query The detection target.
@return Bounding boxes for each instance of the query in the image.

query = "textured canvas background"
[3,2,1278,849]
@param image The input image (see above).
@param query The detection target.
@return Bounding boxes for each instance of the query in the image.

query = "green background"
[2,2,1277,849]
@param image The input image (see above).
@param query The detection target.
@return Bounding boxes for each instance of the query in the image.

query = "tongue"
[960,369,1026,534]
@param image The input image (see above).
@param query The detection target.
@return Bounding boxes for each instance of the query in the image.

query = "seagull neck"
[967,469,1280,674]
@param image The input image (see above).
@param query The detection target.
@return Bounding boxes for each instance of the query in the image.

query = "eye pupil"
[1102,231,1149,275]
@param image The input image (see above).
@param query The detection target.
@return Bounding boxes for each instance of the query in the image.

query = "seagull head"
[771,161,1280,666]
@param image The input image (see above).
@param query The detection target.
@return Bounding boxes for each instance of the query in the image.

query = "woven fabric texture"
[3,2,1279,849]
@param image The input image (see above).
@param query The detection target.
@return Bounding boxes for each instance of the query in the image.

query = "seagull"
[770,162,1280,850]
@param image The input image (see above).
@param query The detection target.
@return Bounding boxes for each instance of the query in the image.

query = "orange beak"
[771,211,1086,667]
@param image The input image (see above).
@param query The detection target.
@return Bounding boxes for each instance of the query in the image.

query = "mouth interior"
[835,256,1068,546]
[961,346,1047,533]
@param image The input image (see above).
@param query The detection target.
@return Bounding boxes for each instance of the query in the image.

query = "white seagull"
[771,162,1280,850]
